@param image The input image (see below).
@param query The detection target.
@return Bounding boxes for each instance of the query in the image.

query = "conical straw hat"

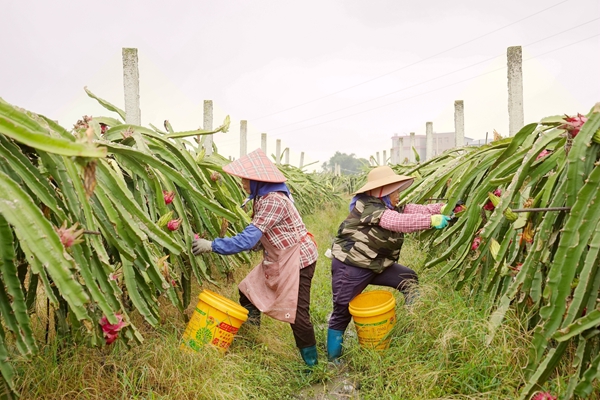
[354,166,413,195]
[222,148,287,183]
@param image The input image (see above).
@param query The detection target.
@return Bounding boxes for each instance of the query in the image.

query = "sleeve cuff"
[212,224,263,255]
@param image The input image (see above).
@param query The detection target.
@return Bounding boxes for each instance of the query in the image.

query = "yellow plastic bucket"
[180,289,249,353]
[349,290,396,350]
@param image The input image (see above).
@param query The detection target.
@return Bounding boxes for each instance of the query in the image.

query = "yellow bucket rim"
[199,289,249,322]
[348,290,395,318]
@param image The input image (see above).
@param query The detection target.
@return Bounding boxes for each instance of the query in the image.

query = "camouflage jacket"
[331,195,404,273]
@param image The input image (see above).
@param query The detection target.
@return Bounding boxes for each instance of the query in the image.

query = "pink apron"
[238,233,301,323]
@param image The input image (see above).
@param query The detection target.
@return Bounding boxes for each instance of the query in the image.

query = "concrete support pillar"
[393,135,399,164]
[203,100,213,155]
[261,133,267,153]
[409,132,416,163]
[284,149,289,165]
[426,122,433,161]
[398,137,404,164]
[276,139,281,165]
[382,150,387,165]
[240,120,247,158]
[122,48,141,125]
[507,46,524,136]
[454,100,464,147]
[376,151,380,166]
[300,152,304,168]
[391,135,398,164]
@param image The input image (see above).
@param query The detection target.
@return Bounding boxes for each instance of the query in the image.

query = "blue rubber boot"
[327,329,344,362]
[299,345,318,367]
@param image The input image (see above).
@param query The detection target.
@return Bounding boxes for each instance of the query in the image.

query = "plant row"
[0,91,340,397]
[393,106,600,399]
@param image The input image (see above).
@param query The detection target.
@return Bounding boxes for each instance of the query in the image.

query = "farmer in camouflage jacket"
[327,165,451,363]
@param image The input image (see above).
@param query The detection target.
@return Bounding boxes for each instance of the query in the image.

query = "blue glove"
[431,214,451,229]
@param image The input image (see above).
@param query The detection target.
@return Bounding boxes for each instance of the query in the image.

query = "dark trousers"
[328,257,418,331]
[239,262,317,349]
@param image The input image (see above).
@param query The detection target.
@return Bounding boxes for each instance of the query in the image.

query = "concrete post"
[122,48,141,125]
[240,120,247,158]
[426,122,433,161]
[507,46,524,136]
[391,135,398,164]
[376,151,380,166]
[383,150,387,165]
[409,132,416,163]
[300,152,304,168]
[454,100,464,147]
[398,137,404,164]
[276,139,281,165]
[203,100,213,155]
[261,133,267,153]
[285,149,289,165]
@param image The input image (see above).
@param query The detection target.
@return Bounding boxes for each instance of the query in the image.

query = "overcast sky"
[1,0,598,170]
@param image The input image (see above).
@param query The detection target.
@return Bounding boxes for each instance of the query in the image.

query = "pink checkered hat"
[222,148,287,183]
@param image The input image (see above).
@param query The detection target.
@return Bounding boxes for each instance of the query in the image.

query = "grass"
[12,200,566,399]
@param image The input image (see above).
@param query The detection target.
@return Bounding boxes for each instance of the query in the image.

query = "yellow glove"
[431,215,451,229]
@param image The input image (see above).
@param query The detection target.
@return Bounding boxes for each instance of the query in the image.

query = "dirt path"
[296,370,360,399]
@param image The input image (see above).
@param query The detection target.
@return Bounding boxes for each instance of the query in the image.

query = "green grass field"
[13,201,566,399]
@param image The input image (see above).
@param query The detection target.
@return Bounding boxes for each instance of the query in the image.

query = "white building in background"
[391,132,488,163]
[465,138,490,146]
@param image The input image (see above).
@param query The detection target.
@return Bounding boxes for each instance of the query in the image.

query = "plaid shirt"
[379,203,443,232]
[252,192,318,268]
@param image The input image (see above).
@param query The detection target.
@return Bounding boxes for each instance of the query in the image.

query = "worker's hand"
[192,238,213,255]
[431,214,451,229]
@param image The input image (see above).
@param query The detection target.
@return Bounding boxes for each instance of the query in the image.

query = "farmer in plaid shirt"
[327,165,452,363]
[192,149,319,368]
